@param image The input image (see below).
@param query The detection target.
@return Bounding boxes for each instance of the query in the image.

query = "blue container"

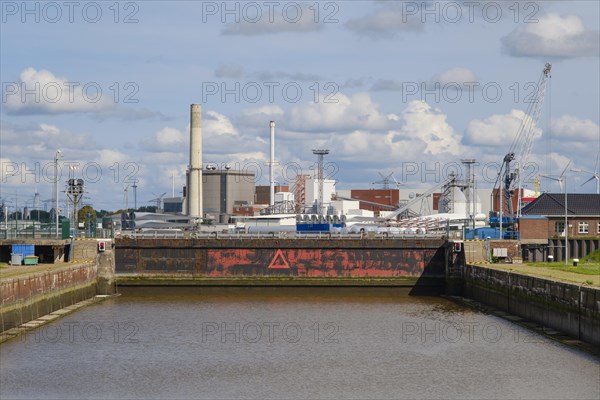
[296,223,331,233]
[12,244,35,257]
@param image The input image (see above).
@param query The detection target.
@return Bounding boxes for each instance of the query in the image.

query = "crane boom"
[495,63,552,236]
[385,175,457,221]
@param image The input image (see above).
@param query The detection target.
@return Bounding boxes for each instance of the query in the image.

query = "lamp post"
[540,174,568,265]
[54,150,63,238]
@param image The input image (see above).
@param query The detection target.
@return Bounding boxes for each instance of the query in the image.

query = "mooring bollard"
[573,258,579,267]
[547,255,554,263]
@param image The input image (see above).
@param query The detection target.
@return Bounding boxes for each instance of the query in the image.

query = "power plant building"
[202,169,256,216]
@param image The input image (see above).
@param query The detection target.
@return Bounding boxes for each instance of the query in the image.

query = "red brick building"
[349,189,399,215]
[520,193,600,239]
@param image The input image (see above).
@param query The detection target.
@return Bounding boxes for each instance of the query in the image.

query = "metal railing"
[0,224,114,240]
[115,230,446,240]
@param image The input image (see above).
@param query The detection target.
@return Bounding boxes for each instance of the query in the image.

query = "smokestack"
[269,121,275,207]
[188,104,203,218]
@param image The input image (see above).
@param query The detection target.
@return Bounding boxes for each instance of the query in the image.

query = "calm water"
[1,287,599,400]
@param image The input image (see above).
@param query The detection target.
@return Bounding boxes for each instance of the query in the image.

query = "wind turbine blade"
[581,176,596,186]
[559,160,571,179]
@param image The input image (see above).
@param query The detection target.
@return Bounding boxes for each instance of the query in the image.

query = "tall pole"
[564,176,568,265]
[499,187,503,240]
[132,179,138,210]
[269,121,275,207]
[54,150,62,238]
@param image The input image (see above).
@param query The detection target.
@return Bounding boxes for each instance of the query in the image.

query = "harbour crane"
[492,63,552,239]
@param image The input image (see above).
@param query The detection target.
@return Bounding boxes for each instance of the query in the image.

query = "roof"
[521,193,600,217]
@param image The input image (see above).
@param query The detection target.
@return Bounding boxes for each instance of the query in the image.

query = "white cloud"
[34,124,60,137]
[204,110,239,137]
[139,111,242,155]
[372,67,479,92]
[346,8,423,38]
[222,4,324,35]
[287,92,389,132]
[324,100,460,167]
[551,115,599,141]
[389,100,461,156]
[2,68,165,120]
[96,149,132,167]
[140,127,186,152]
[502,13,599,58]
[464,109,542,147]
[0,123,97,161]
[3,67,114,114]
[432,67,478,87]
[242,105,285,117]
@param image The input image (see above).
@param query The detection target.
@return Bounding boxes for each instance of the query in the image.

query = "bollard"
[547,255,554,263]
[573,258,579,267]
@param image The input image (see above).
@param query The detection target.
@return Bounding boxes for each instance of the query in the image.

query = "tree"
[77,205,96,223]
[137,206,157,213]
[96,209,111,218]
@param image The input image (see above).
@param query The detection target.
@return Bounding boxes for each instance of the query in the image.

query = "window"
[578,221,589,234]
[597,221,600,234]
[555,221,565,236]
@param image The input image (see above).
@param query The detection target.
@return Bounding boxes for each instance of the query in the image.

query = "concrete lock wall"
[462,264,600,346]
[69,239,100,263]
[0,263,98,331]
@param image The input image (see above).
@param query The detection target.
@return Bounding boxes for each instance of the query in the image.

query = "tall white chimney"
[188,104,203,218]
[269,121,275,207]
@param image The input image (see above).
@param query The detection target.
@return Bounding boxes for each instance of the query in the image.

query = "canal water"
[1,287,599,400]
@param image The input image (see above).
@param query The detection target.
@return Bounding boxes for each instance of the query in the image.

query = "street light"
[54,150,63,238]
[541,161,570,266]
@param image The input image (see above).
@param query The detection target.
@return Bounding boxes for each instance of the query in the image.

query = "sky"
[1,0,599,213]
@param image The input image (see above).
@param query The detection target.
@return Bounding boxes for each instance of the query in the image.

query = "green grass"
[581,248,600,264]
[525,261,600,276]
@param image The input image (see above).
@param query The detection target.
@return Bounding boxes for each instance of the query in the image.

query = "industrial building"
[202,169,256,217]
[255,185,289,205]
[163,197,183,213]
[336,189,399,216]
[296,175,335,213]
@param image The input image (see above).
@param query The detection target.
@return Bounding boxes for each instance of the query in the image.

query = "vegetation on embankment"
[487,253,600,287]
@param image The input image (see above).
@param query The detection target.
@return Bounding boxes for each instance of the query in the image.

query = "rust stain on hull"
[114,239,449,279]
[205,248,439,277]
